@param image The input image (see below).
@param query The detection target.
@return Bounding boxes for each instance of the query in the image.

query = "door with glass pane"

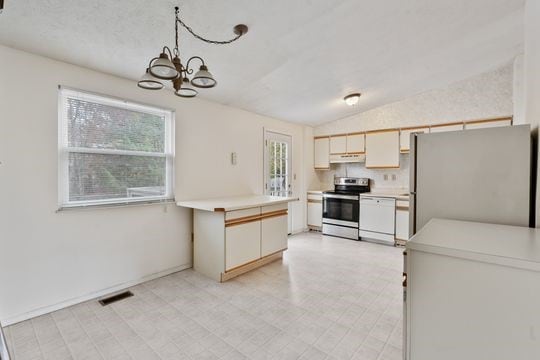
[264,130,292,234]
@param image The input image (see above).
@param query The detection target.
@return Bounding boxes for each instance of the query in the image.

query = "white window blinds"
[58,87,174,207]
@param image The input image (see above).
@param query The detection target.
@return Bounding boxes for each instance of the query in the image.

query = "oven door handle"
[323,194,359,200]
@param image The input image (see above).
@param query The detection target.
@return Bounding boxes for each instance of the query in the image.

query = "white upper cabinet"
[465,118,512,130]
[330,135,347,154]
[400,127,429,153]
[365,130,400,168]
[346,133,365,153]
[430,123,464,133]
[314,137,330,169]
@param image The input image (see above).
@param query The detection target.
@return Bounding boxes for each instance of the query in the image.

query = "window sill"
[56,199,176,212]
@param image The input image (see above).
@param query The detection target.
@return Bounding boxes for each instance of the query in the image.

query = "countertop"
[360,190,409,201]
[307,190,327,195]
[407,219,540,272]
[177,195,299,212]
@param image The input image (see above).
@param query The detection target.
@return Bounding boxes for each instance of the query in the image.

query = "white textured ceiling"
[0,0,525,125]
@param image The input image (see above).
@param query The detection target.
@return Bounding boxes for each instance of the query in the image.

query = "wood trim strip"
[224,210,288,227]
[225,215,263,227]
[330,134,347,138]
[261,209,288,217]
[346,151,365,154]
[307,199,322,204]
[260,210,288,221]
[465,117,513,125]
[314,135,329,139]
[314,167,330,170]
[366,128,400,134]
[396,206,409,211]
[400,149,410,153]
[347,132,366,136]
[430,121,464,128]
[400,125,430,131]
[221,251,284,282]
[366,165,400,169]
[330,152,348,155]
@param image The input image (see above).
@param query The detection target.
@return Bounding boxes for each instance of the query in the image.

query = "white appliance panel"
[411,125,530,233]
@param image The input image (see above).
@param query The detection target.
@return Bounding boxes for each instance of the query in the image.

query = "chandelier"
[138,6,248,98]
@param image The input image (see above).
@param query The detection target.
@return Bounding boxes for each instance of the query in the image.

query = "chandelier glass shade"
[138,5,247,98]
[175,77,198,98]
[137,68,164,90]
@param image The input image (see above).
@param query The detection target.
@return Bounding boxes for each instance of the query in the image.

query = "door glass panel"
[267,139,290,197]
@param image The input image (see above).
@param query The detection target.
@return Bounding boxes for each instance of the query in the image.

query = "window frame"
[57,86,175,209]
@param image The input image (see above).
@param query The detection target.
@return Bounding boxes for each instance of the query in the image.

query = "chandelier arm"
[147,57,159,68]
[185,56,205,73]
[175,18,243,45]
[162,46,174,59]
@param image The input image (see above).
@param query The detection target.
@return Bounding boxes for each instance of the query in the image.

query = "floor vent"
[98,291,133,306]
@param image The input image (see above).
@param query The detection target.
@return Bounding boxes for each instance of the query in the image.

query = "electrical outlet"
[231,152,237,165]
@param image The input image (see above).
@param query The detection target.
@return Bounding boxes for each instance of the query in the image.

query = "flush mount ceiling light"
[344,93,361,106]
[138,5,248,97]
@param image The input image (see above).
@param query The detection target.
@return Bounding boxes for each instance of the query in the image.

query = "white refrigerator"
[409,124,532,234]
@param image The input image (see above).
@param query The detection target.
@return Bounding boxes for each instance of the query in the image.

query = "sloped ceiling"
[0,0,525,125]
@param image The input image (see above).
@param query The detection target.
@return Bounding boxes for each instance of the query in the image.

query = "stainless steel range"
[322,177,370,240]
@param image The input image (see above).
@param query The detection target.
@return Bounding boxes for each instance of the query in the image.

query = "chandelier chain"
[176,17,242,45]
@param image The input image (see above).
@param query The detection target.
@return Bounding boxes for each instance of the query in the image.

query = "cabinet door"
[330,135,347,154]
[261,214,288,257]
[465,119,512,130]
[307,200,322,227]
[395,208,409,241]
[225,221,261,271]
[365,130,400,168]
[430,123,464,133]
[346,133,365,154]
[314,137,330,169]
[400,127,429,153]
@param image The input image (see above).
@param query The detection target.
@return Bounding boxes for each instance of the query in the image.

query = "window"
[58,87,174,208]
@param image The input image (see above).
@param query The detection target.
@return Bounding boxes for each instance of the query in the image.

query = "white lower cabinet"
[261,214,288,257]
[225,221,261,271]
[395,200,410,242]
[307,193,323,229]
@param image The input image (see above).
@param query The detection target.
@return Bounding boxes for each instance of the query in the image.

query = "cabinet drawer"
[262,203,288,214]
[225,221,261,271]
[225,207,260,221]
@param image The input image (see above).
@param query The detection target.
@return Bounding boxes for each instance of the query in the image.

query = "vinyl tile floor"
[3,231,404,360]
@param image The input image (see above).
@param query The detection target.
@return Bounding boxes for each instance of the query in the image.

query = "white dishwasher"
[359,196,396,245]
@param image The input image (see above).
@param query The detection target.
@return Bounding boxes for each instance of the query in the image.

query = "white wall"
[0,45,308,325]
[314,64,514,136]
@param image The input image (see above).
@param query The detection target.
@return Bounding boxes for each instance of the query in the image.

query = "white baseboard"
[290,228,309,235]
[0,263,192,326]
